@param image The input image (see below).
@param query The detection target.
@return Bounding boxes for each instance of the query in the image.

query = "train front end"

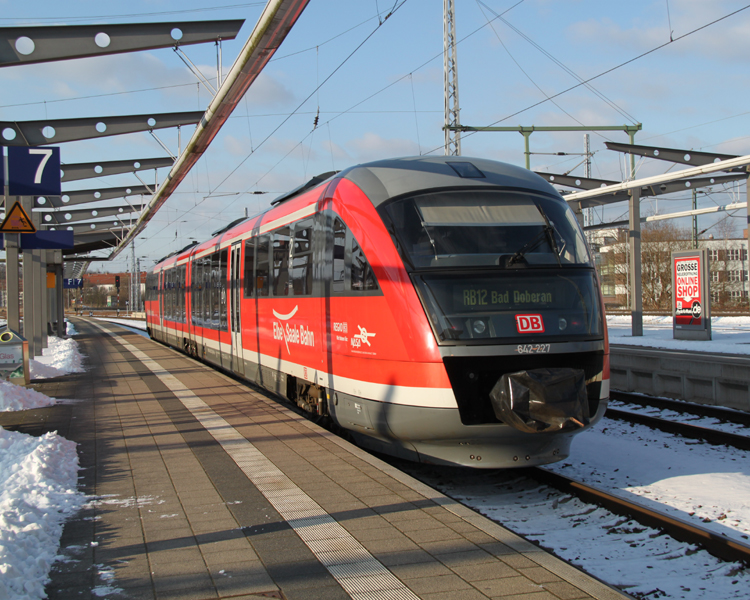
[343,157,609,468]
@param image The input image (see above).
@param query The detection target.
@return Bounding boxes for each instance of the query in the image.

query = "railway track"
[528,467,750,566]
[607,390,750,450]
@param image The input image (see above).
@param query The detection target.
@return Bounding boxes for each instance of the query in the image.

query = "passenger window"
[191,260,201,326]
[291,223,313,296]
[273,227,291,296]
[211,252,222,328]
[333,218,346,293]
[244,238,255,297]
[351,236,378,291]
[219,249,228,330]
[256,236,270,297]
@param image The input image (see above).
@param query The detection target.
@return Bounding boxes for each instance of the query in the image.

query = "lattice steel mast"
[444,0,461,156]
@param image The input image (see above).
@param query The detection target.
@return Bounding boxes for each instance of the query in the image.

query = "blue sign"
[0,230,74,249]
[63,278,84,289]
[0,147,5,189]
[8,146,61,197]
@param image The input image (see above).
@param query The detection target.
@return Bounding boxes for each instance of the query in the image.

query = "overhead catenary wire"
[475,0,639,127]
[141,0,413,248]
[424,3,750,156]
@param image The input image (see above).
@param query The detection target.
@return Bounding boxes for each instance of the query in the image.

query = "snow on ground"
[0,430,84,599]
[608,314,750,354]
[94,317,148,337]
[549,417,750,547]
[1,314,748,598]
[421,467,748,599]
[404,315,750,599]
[0,321,86,599]
[30,335,86,380]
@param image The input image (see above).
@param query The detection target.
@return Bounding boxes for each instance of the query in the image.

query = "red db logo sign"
[516,314,544,333]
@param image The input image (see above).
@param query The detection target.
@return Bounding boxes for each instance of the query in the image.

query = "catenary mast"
[444,0,461,156]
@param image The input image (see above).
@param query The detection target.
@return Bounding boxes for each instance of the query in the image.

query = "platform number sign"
[7,146,61,197]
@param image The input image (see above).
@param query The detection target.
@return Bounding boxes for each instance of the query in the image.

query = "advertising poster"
[674,255,703,326]
[672,249,711,341]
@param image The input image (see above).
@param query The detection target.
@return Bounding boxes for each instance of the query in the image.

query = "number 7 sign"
[8,146,61,196]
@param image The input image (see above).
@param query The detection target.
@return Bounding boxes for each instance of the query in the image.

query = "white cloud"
[346,132,421,162]
[243,72,296,108]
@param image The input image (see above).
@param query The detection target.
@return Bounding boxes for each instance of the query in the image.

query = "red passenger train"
[145,156,609,468]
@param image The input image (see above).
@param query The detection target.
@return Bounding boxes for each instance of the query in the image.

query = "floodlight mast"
[108,0,311,260]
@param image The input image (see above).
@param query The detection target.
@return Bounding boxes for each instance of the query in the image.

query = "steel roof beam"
[72,229,131,241]
[1,111,203,147]
[39,204,144,225]
[61,157,173,183]
[42,219,132,233]
[108,0,311,260]
[34,185,152,209]
[565,154,750,202]
[0,20,244,67]
[535,172,619,190]
[544,173,748,210]
[64,235,127,255]
[63,255,111,262]
[604,142,739,167]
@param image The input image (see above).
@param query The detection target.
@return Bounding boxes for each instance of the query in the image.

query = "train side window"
[191,260,200,326]
[273,227,291,296]
[219,249,228,330]
[164,270,170,319]
[244,238,255,297]
[180,264,187,323]
[291,222,313,296]
[333,218,346,293]
[256,236,270,296]
[211,252,221,328]
[351,236,378,291]
[168,269,175,320]
[215,248,229,331]
[202,256,211,327]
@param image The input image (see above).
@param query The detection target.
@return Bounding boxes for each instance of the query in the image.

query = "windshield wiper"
[507,205,562,267]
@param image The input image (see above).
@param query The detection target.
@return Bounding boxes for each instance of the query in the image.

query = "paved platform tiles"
[7,318,630,600]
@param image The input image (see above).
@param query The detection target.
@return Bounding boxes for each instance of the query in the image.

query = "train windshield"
[414,270,603,343]
[383,190,591,269]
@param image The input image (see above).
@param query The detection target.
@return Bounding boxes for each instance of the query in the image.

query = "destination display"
[458,287,554,309]
[416,271,602,342]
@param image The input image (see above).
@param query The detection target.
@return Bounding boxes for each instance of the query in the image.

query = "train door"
[158,270,164,330]
[229,242,245,376]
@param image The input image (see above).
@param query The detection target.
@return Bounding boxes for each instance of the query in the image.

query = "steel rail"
[605,408,750,451]
[611,390,750,428]
[107,0,311,260]
[529,468,750,565]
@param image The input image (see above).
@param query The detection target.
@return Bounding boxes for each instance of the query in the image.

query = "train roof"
[151,156,562,271]
[338,156,560,207]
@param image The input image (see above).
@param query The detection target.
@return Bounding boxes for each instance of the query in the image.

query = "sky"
[2,0,750,271]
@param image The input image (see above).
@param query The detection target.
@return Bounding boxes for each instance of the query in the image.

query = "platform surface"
[7,318,630,600]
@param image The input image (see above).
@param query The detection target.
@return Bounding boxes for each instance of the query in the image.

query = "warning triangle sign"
[0,201,36,233]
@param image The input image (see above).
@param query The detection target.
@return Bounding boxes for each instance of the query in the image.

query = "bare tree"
[640,220,692,310]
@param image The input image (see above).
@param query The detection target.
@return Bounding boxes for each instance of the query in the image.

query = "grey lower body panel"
[328,389,608,469]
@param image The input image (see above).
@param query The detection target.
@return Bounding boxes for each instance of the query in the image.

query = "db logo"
[516,314,544,333]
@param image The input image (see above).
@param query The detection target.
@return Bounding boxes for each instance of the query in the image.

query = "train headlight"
[473,320,486,335]
[558,317,568,331]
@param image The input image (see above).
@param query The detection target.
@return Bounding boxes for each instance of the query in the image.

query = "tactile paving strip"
[94,322,419,600]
